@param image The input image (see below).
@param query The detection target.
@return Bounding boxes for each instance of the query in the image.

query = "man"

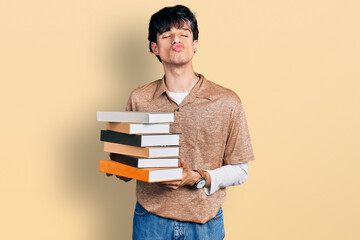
[109,5,254,240]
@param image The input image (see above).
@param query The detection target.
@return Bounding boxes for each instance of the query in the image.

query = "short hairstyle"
[148,5,199,62]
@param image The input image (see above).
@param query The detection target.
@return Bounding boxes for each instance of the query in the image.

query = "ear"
[193,40,198,53]
[151,42,159,55]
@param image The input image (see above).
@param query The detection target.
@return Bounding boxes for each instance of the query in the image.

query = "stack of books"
[97,111,183,183]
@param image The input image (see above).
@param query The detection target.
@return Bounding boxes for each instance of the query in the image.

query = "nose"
[172,34,181,44]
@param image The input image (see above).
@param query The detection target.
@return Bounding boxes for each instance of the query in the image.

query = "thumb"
[180,158,186,168]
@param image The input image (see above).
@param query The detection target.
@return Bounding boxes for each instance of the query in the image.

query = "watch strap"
[193,170,207,189]
[194,170,206,180]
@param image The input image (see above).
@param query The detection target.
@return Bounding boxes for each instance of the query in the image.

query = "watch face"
[197,179,206,189]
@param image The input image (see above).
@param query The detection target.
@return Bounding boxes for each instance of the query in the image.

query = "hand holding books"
[159,158,189,189]
[106,173,132,182]
[105,153,132,182]
[159,159,210,189]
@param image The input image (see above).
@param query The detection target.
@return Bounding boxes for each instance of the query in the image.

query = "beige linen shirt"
[126,73,254,224]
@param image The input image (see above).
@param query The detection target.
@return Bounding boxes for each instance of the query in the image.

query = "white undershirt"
[168,91,249,195]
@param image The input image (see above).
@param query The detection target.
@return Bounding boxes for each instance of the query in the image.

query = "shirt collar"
[152,73,213,100]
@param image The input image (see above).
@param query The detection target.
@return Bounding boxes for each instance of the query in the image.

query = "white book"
[106,122,170,134]
[104,142,180,158]
[137,158,179,168]
[148,168,183,182]
[97,111,174,123]
[148,147,180,158]
[140,134,179,147]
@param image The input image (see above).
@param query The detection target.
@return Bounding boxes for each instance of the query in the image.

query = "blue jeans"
[133,202,225,240]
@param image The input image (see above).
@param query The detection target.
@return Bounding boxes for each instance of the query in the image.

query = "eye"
[181,35,188,37]
[162,35,170,39]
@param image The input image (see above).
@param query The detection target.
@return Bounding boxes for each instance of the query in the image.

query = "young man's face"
[151,22,198,66]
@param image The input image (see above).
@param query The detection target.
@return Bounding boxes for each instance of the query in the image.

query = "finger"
[106,173,113,177]
[161,180,181,185]
[161,184,178,188]
[121,177,132,182]
[116,176,132,182]
[161,181,184,189]
[180,158,186,168]
[162,184,179,190]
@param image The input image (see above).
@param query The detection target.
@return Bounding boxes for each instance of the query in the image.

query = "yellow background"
[1,0,359,239]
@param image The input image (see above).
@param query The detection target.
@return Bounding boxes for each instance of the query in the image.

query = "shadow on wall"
[107,23,158,99]
[61,23,156,240]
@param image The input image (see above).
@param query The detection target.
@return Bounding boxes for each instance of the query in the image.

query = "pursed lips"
[172,44,184,51]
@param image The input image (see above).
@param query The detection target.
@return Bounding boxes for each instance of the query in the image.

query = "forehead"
[159,21,192,34]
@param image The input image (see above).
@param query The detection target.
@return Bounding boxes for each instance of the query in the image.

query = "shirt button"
[176,108,180,112]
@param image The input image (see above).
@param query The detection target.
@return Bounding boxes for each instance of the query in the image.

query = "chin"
[170,57,192,65]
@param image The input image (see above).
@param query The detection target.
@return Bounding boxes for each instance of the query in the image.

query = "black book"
[100,130,180,147]
[110,153,179,168]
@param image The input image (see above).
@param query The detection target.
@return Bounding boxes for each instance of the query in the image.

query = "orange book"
[99,160,183,183]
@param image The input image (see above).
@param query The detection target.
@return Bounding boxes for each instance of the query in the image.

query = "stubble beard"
[164,52,193,67]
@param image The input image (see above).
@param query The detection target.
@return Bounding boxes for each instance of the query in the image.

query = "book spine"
[100,130,142,147]
[106,122,130,134]
[104,142,150,158]
[110,153,139,168]
[99,160,149,182]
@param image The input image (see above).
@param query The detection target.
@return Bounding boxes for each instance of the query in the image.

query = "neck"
[162,62,199,93]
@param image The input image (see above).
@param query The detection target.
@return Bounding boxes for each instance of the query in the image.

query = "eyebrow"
[180,27,191,32]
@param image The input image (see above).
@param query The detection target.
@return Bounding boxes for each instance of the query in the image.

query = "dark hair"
[148,5,199,62]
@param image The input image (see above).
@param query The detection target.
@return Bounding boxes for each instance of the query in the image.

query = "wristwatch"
[193,170,207,189]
